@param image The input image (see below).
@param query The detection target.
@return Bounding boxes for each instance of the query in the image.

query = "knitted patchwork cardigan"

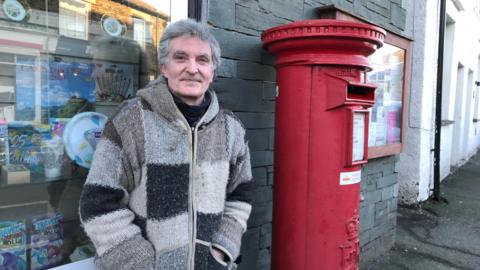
[79,80,253,270]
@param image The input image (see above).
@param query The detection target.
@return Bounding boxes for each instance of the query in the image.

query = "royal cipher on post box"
[261,20,385,270]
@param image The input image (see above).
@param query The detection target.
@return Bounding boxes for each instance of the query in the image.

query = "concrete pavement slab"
[362,152,480,270]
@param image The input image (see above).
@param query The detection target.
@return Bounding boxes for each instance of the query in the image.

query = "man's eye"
[173,55,187,61]
[198,57,210,64]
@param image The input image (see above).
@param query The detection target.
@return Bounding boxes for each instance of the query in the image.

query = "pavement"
[362,152,480,270]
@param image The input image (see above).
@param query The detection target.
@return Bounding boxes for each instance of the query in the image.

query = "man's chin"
[178,86,206,95]
[181,80,202,87]
[174,89,206,104]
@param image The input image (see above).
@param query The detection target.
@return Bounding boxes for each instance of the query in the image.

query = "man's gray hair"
[158,19,221,70]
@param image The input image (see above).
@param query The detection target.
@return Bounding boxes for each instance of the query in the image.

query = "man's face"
[161,35,214,105]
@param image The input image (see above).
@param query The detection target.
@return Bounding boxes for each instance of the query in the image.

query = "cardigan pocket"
[194,241,228,270]
[209,243,229,267]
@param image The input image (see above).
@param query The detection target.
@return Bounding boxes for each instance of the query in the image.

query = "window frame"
[0,0,195,269]
[188,0,202,20]
[367,33,411,158]
[316,5,412,159]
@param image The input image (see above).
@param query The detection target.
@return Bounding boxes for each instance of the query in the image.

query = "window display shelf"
[0,169,88,189]
[0,170,87,207]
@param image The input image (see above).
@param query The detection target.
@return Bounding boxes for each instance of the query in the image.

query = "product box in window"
[30,213,64,270]
[0,220,27,270]
[8,123,51,176]
[1,164,30,185]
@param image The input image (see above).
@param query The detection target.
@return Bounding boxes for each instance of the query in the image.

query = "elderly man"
[79,19,253,270]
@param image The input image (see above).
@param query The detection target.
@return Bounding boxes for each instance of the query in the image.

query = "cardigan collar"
[136,77,219,130]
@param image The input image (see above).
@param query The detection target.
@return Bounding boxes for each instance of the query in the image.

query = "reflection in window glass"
[59,0,89,40]
[367,43,405,147]
[133,17,146,47]
[0,1,172,268]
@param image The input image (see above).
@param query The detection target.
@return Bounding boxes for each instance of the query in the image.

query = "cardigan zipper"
[188,126,197,270]
[188,116,206,270]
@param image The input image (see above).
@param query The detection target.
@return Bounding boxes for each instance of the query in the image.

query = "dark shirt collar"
[171,91,211,128]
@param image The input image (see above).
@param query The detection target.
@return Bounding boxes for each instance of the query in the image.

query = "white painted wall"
[465,70,475,157]
[396,0,439,204]
[439,16,456,180]
[144,0,188,22]
[475,58,480,149]
[398,0,480,204]
[170,0,189,22]
[451,65,466,167]
[443,0,480,171]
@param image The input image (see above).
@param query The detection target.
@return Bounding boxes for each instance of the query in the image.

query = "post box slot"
[347,84,375,101]
[325,74,377,110]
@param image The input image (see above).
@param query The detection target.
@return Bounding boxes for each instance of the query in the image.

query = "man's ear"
[160,64,167,78]
[211,66,217,83]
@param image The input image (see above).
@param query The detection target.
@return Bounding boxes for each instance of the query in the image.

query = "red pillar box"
[261,20,385,270]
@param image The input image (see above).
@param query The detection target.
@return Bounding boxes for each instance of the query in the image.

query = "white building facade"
[397,0,480,204]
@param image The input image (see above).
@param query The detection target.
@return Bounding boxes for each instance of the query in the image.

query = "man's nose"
[186,59,199,74]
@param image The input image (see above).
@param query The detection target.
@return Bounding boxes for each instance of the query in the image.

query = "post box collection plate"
[347,108,370,167]
[352,112,365,162]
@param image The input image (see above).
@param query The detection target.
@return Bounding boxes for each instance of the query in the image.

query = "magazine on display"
[30,213,64,270]
[0,220,27,270]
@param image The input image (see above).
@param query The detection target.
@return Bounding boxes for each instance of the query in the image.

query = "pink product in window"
[48,118,70,139]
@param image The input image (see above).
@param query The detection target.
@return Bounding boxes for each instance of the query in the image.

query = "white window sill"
[50,258,95,270]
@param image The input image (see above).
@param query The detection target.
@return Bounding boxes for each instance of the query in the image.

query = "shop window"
[316,5,412,159]
[0,0,188,269]
[367,33,411,158]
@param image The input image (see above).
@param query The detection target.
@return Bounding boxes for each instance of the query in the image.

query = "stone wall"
[359,156,399,265]
[204,0,407,269]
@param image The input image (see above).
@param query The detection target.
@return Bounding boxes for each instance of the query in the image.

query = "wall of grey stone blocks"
[204,0,407,269]
[359,156,399,265]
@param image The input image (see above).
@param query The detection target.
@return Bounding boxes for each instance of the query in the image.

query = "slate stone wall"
[204,0,407,268]
[359,156,399,265]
